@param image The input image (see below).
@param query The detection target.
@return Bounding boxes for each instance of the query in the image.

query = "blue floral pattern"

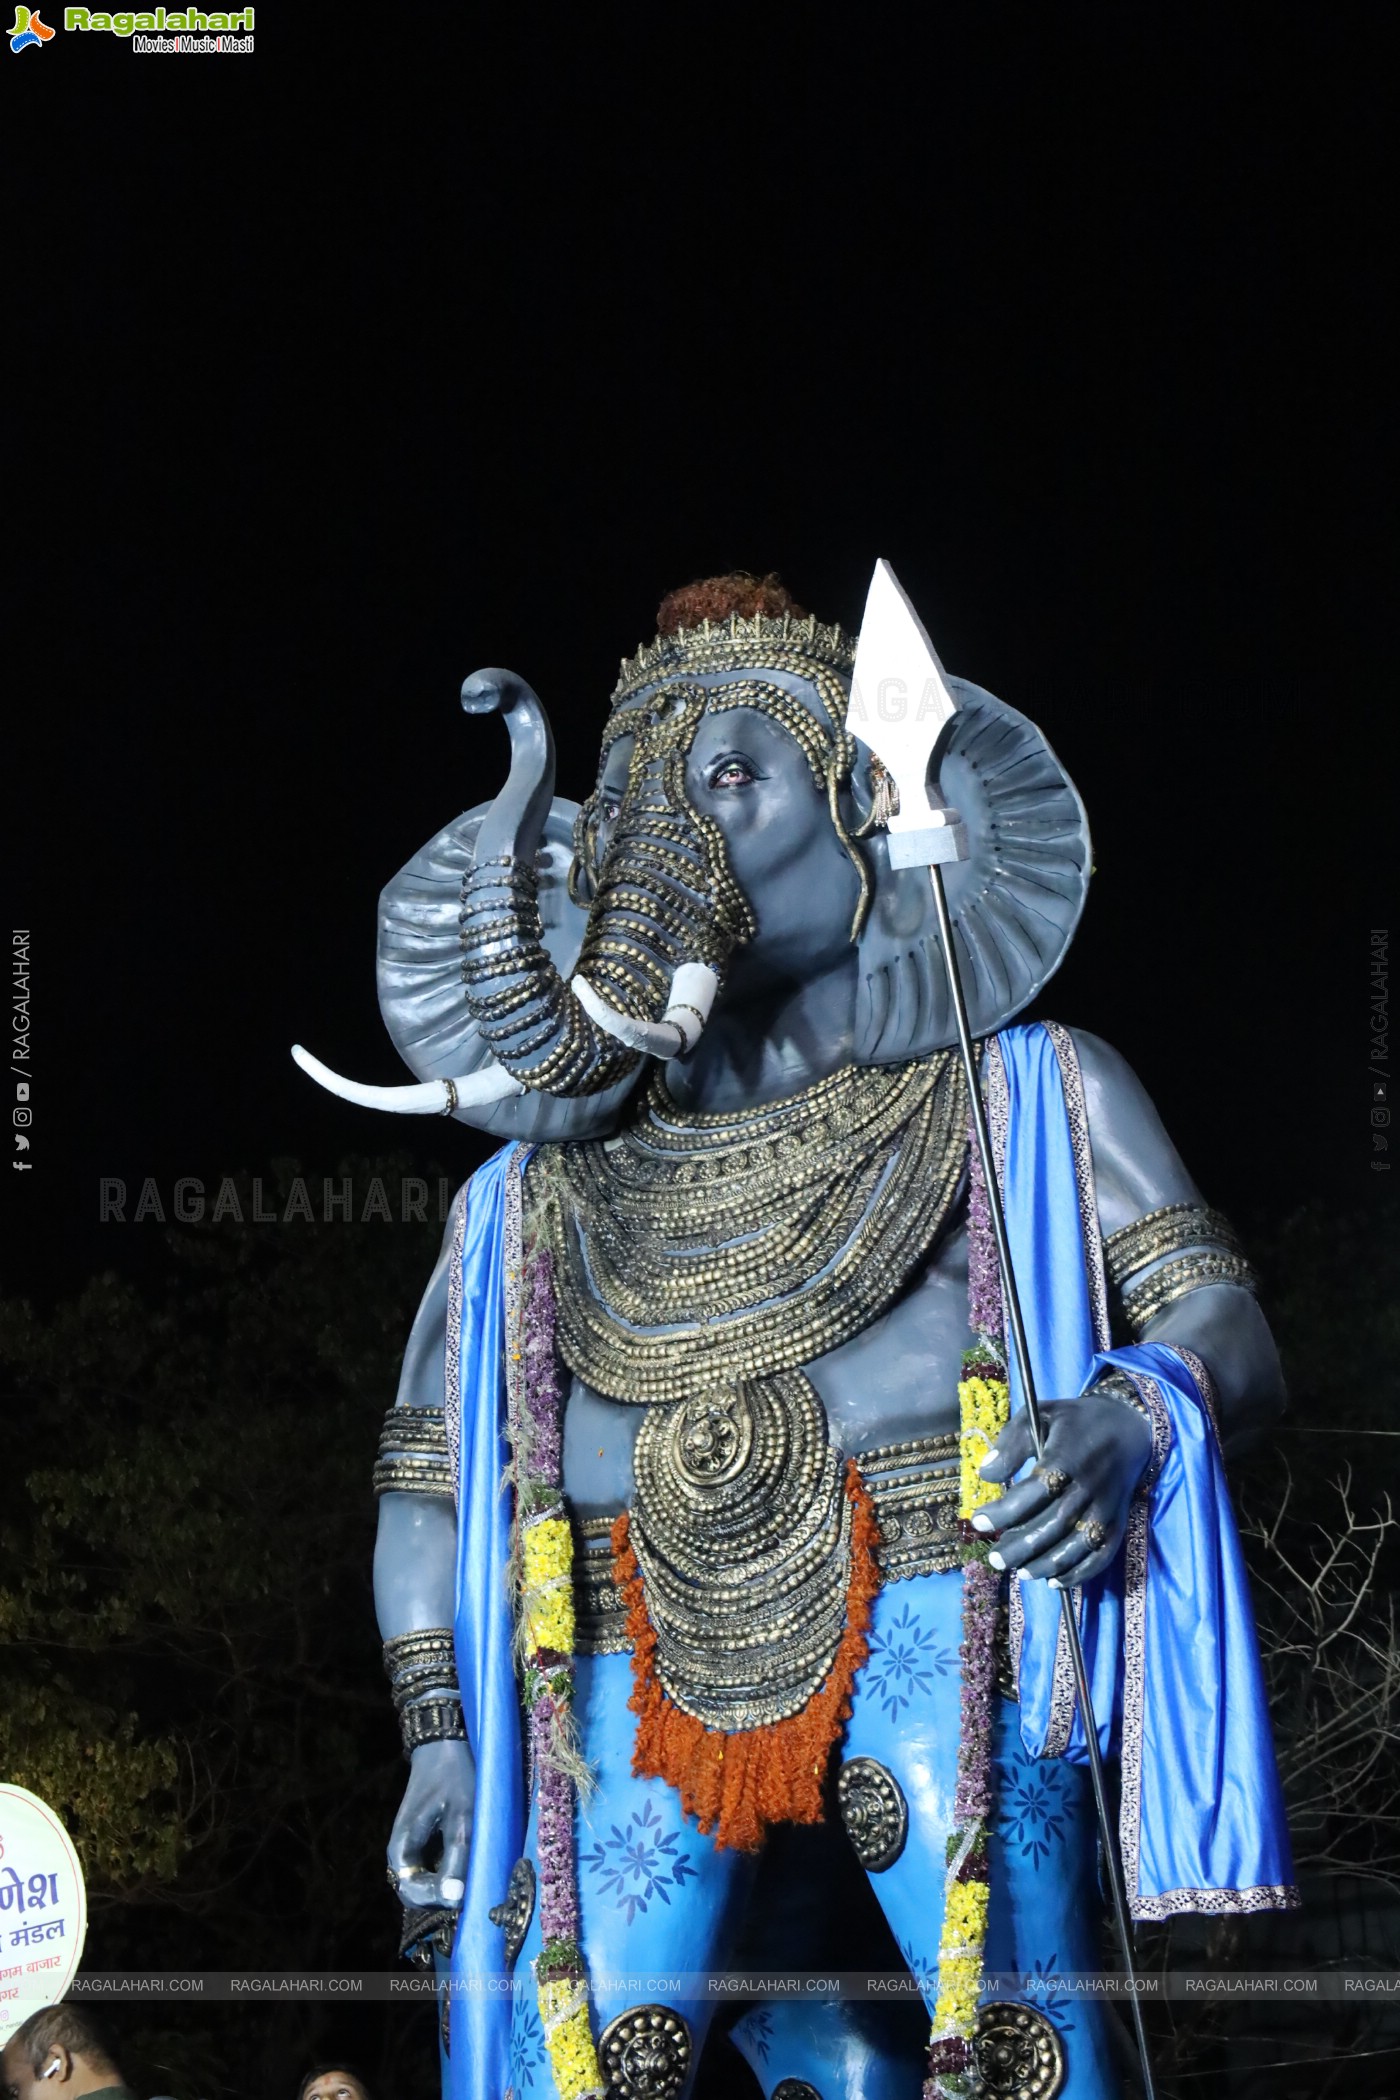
[1017,1952,1077,2037]
[509,1994,549,2090]
[735,2003,774,2063]
[863,1600,956,1718]
[993,1753,1071,1869]
[580,1796,701,1925]
[896,1927,938,2000]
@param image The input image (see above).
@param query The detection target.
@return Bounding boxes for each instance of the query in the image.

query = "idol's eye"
[707,757,757,791]
[601,798,621,822]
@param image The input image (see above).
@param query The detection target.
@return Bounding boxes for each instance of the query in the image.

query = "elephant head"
[293,574,1091,1142]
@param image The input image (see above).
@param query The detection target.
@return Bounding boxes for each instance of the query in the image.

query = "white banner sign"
[0,1785,88,2047]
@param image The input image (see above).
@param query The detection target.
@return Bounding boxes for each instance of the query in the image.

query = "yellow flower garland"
[523,1515,577,1656]
[927,1362,1011,2095]
[539,1977,602,2100]
[958,1375,1008,1522]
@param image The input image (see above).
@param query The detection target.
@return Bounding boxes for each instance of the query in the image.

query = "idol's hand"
[387,1738,476,1910]
[974,1388,1153,1587]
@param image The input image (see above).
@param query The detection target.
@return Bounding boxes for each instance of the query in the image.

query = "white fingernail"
[971,1513,993,1534]
[441,1877,465,1904]
[987,1551,1005,1571]
[1016,1567,1030,1584]
[1049,1578,1064,1590]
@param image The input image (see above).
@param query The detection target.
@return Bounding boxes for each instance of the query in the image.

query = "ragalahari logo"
[9,6,54,48]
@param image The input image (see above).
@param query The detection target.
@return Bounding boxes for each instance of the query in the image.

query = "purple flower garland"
[522,1248,565,1491]
[532,1695,581,1945]
[514,1248,603,2094]
[966,1107,1002,1342]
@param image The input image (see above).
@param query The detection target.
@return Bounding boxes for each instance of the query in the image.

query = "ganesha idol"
[295,571,1296,2100]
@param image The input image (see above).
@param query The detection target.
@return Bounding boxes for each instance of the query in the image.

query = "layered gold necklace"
[531,1050,968,1405]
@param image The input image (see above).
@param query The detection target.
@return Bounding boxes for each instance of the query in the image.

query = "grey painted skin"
[372,671,1285,1920]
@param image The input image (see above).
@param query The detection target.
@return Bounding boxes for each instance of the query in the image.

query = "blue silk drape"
[998,1025,1295,1916]
[446,1145,525,2097]
[442,1035,1296,2096]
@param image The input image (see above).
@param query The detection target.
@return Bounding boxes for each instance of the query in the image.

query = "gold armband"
[373,1405,454,1499]
[1103,1203,1257,1336]
[1103,1203,1239,1289]
[1120,1250,1258,1333]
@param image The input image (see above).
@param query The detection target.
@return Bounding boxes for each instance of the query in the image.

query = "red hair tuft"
[655,571,808,636]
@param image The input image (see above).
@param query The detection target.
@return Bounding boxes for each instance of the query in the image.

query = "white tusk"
[571,961,718,1059]
[291,1044,524,1114]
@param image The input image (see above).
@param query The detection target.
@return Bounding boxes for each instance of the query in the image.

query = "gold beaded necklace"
[531,1051,968,1405]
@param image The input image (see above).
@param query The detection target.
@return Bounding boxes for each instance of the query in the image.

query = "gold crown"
[611,610,857,704]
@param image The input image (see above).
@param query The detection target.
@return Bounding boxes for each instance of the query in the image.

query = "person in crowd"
[296,2069,374,2100]
[1,2007,136,2100]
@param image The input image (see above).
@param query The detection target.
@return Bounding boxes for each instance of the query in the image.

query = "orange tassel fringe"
[609,1459,882,1852]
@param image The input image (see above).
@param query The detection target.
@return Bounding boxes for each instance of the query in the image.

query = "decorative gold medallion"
[974,2000,1067,2098]
[486,1855,534,1969]
[598,2003,693,2098]
[837,1755,909,1872]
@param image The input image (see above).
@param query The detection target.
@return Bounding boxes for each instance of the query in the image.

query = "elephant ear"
[854,679,1091,1063]
[376,798,643,1141]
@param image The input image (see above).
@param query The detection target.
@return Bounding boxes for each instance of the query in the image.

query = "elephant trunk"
[460,675,743,1099]
[460,668,557,865]
[292,673,743,1126]
[457,671,648,1097]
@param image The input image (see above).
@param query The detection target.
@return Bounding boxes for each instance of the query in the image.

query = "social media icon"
[15,1081,29,1101]
[14,1134,29,1150]
[1373,1108,1391,1128]
[13,1107,32,1127]
[13,1159,32,1171]
[1375,1082,1390,1102]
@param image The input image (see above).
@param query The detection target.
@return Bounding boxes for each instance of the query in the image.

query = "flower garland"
[514,1248,605,2100]
[508,1129,1012,2100]
[923,1128,1010,2099]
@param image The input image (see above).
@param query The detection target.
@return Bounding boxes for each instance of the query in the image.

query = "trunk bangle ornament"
[572,961,719,1061]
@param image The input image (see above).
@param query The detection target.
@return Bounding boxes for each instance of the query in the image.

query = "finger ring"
[386,1867,402,1890]
[1074,1517,1108,1551]
[1038,1467,1071,1497]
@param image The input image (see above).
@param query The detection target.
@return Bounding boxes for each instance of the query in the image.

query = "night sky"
[7,12,1394,1301]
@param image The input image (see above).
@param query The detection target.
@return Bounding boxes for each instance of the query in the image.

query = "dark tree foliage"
[0,1159,451,2099]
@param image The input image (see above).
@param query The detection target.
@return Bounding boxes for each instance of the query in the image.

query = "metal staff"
[849,561,1157,2100]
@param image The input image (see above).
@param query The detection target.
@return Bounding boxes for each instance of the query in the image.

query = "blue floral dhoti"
[506,1569,1117,2099]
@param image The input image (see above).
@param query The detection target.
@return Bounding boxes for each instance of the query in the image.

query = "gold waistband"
[571,1432,961,1656]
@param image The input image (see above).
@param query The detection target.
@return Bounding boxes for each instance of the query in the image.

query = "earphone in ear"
[41,2062,61,2082]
